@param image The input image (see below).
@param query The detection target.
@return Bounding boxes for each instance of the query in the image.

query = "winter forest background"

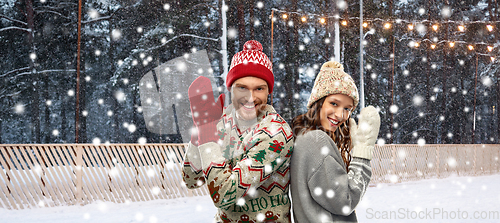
[1,0,499,145]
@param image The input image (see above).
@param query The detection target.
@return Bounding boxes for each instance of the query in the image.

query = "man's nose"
[245,90,255,102]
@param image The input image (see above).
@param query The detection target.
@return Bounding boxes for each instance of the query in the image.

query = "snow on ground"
[356,174,500,222]
[0,174,499,223]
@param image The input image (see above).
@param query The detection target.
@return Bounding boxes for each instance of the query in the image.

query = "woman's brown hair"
[292,97,352,170]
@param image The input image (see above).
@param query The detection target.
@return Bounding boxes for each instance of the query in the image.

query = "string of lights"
[271,8,500,25]
[271,8,499,60]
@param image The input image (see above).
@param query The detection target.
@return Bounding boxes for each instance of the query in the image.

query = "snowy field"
[1,174,499,223]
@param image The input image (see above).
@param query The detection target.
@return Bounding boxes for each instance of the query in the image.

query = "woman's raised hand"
[349,106,381,160]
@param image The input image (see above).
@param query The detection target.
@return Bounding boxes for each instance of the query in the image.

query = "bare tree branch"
[36,10,72,20]
[82,15,113,24]
[0,14,27,26]
[38,69,76,74]
[0,90,23,100]
[1,68,76,80]
[0,26,31,33]
[132,34,219,55]
[82,7,123,24]
[0,67,30,78]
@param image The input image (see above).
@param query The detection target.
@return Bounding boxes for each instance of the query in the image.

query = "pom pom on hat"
[226,40,274,93]
[306,61,359,109]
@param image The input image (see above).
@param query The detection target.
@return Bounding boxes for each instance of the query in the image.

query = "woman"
[290,61,380,223]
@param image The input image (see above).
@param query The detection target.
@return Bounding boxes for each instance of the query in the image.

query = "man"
[182,40,294,222]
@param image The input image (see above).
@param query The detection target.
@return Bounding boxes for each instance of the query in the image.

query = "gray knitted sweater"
[290,130,372,223]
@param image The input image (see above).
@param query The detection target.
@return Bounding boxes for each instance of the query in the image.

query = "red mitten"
[188,76,225,145]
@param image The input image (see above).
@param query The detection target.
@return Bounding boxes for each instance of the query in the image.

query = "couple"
[182,40,381,223]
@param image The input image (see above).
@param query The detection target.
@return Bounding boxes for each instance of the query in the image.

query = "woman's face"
[319,94,354,132]
[230,76,269,121]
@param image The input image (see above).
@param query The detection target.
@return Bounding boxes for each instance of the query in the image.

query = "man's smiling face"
[231,76,269,121]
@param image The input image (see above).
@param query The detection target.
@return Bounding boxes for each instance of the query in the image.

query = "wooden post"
[473,144,477,175]
[436,146,440,178]
[391,145,396,183]
[75,0,83,143]
[75,145,83,205]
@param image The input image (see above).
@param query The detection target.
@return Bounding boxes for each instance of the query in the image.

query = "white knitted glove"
[349,105,381,160]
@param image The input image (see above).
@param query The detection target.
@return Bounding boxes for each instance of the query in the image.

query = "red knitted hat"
[226,40,274,93]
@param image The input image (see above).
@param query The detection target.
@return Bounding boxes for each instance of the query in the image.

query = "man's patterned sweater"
[182,104,294,223]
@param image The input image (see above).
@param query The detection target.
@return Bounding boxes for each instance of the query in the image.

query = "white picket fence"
[0,144,499,210]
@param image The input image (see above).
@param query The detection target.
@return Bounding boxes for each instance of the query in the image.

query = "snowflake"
[313,187,322,196]
[264,165,272,174]
[342,206,351,215]
[416,23,426,34]
[441,6,452,18]
[417,138,426,146]
[377,138,385,146]
[256,213,265,221]
[388,174,398,183]
[321,146,330,155]
[447,157,457,168]
[111,29,121,40]
[237,198,245,206]
[482,76,492,86]
[151,187,160,195]
[397,150,406,159]
[147,169,155,177]
[326,189,335,198]
[337,0,347,9]
[109,168,118,177]
[227,28,237,39]
[389,105,398,114]
[14,103,25,114]
[254,20,260,26]
[92,138,101,145]
[115,90,126,102]
[88,9,99,19]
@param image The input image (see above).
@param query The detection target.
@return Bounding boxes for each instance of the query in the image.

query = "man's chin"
[236,110,258,121]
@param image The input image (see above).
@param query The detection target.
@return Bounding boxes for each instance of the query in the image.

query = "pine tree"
[252,150,266,163]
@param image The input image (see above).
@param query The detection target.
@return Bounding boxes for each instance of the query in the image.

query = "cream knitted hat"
[306,61,359,109]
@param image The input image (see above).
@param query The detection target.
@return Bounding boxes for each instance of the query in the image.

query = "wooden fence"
[0,144,499,210]
[371,144,500,183]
